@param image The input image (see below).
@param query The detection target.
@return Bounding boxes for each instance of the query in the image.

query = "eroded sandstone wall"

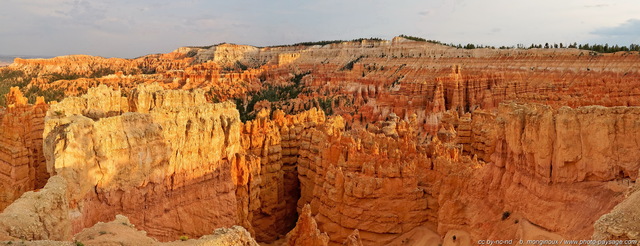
[434,102,636,241]
[0,88,48,210]
[0,39,639,245]
[43,84,245,241]
[286,101,637,245]
[10,55,141,76]
[295,118,441,245]
[490,103,640,183]
[239,108,328,241]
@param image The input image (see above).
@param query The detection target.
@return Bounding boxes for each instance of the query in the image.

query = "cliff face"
[284,204,330,246]
[297,121,436,245]
[0,88,48,210]
[239,108,328,241]
[490,103,640,183]
[10,55,141,76]
[436,103,635,241]
[0,38,639,245]
[74,215,260,246]
[593,187,640,242]
[41,85,244,241]
[0,176,70,240]
[269,101,635,244]
[7,39,640,127]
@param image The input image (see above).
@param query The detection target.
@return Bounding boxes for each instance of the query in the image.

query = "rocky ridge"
[0,87,48,210]
[0,37,639,245]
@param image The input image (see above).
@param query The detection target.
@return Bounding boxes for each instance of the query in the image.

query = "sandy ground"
[442,230,472,246]
[516,219,564,243]
[259,238,286,246]
[17,218,567,246]
[388,225,443,246]
[258,225,443,246]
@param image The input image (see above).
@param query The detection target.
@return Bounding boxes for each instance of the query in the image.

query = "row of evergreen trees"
[513,43,640,52]
[399,34,640,53]
[270,38,384,48]
[443,42,640,53]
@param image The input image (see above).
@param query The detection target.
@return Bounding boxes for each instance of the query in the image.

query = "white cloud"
[1,0,640,57]
[590,19,640,45]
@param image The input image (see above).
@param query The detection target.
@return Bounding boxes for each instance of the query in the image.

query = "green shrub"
[90,67,115,78]
[318,97,334,115]
[269,37,383,48]
[399,34,426,42]
[0,69,31,106]
[46,72,82,82]
[234,72,310,122]
[22,86,65,104]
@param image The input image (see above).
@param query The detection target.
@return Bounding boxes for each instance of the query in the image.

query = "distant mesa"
[0,36,638,245]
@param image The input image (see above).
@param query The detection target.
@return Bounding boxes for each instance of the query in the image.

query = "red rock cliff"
[0,88,48,210]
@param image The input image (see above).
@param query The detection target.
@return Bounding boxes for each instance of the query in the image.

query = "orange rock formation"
[0,37,639,245]
[0,87,48,210]
[284,204,330,246]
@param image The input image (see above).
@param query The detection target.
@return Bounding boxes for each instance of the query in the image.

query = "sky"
[1,0,639,58]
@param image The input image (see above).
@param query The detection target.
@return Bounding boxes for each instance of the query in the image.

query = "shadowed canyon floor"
[0,37,639,245]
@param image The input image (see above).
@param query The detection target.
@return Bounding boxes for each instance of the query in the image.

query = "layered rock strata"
[0,87,48,210]
[280,102,638,244]
[74,215,260,246]
[41,84,245,241]
[283,204,330,246]
[0,38,638,245]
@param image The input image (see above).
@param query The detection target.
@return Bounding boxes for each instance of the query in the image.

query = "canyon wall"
[41,84,246,241]
[239,108,331,241]
[0,38,639,245]
[10,55,141,76]
[0,173,259,245]
[0,87,48,210]
[7,38,640,127]
[490,103,640,183]
[432,102,637,242]
[74,215,260,246]
[273,102,637,245]
[1,83,632,245]
[593,187,640,242]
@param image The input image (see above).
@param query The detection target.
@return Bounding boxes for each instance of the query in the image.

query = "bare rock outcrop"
[10,55,140,76]
[342,229,363,246]
[74,214,157,246]
[295,114,435,244]
[2,38,640,246]
[0,176,70,240]
[490,103,640,184]
[284,204,330,246]
[593,187,640,242]
[0,87,48,210]
[43,84,245,241]
[74,215,260,246]
[434,102,638,241]
[286,101,638,244]
[237,108,328,241]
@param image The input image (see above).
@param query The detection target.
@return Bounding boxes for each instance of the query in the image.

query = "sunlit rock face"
[0,87,48,210]
[0,37,640,245]
[41,84,245,241]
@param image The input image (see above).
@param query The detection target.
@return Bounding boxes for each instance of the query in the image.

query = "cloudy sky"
[1,0,639,58]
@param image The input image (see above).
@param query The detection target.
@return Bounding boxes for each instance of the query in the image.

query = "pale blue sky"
[1,0,639,58]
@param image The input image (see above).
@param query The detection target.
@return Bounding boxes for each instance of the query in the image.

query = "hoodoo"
[0,37,639,245]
